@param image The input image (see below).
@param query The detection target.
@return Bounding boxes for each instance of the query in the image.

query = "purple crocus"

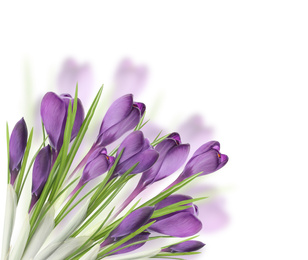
[40,92,84,152]
[148,194,202,237]
[100,207,154,254]
[96,94,145,147]
[166,141,228,189]
[30,145,52,210]
[162,240,205,253]
[114,133,189,216]
[113,131,159,177]
[69,147,115,197]
[138,133,190,187]
[9,118,28,185]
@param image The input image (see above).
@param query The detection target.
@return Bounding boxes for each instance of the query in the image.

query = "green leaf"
[61,85,103,188]
[151,133,170,146]
[48,98,75,202]
[41,120,46,147]
[72,164,138,237]
[54,184,85,225]
[151,197,207,218]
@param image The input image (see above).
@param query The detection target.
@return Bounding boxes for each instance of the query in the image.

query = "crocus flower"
[113,133,189,217]
[30,145,52,210]
[96,94,145,147]
[148,194,202,237]
[69,147,115,197]
[166,141,228,189]
[40,92,84,151]
[100,207,154,254]
[138,133,190,187]
[113,131,159,177]
[9,118,28,185]
[162,240,205,252]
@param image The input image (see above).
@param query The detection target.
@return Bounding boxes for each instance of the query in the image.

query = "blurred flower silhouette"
[57,58,94,106]
[112,58,148,99]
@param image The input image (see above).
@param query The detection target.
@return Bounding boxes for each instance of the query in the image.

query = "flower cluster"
[2,87,228,260]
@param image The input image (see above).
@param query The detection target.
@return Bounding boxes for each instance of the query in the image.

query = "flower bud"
[9,118,28,185]
[149,195,202,237]
[80,148,114,185]
[162,240,205,252]
[40,92,84,151]
[139,132,190,187]
[114,131,159,176]
[179,141,228,180]
[96,94,145,147]
[30,145,52,209]
[100,207,154,253]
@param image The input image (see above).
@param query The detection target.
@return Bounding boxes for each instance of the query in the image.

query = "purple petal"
[154,138,177,155]
[149,212,202,237]
[80,153,112,184]
[138,138,178,186]
[71,98,85,140]
[60,95,85,140]
[97,106,141,147]
[155,194,193,210]
[192,141,220,157]
[99,94,133,134]
[87,147,107,162]
[153,144,190,182]
[167,132,181,144]
[133,102,146,117]
[154,194,196,217]
[9,118,28,173]
[216,154,229,170]
[111,232,150,255]
[110,207,154,238]
[116,149,159,175]
[165,240,205,252]
[40,92,67,151]
[116,131,145,163]
[181,150,221,178]
[32,145,52,197]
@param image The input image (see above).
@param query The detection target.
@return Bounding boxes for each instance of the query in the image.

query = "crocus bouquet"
[1,86,228,260]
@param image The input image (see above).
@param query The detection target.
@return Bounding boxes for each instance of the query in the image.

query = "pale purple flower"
[113,58,148,99]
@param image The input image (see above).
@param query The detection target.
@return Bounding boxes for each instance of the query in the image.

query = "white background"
[0,1,308,259]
